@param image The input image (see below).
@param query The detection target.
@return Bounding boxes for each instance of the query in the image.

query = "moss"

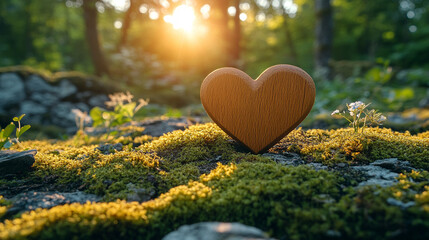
[0,163,428,240]
[5,124,428,201]
[0,196,11,219]
[272,127,429,169]
[1,123,428,239]
[139,123,234,161]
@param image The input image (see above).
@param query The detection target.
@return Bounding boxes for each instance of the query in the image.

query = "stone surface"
[262,152,304,166]
[88,94,109,107]
[0,73,26,111]
[96,143,123,154]
[50,102,89,132]
[57,79,78,99]
[162,222,275,240]
[141,117,198,137]
[0,150,37,175]
[126,183,156,202]
[26,75,55,93]
[351,158,414,187]
[20,101,48,115]
[370,158,414,172]
[86,117,201,139]
[30,92,59,106]
[0,71,112,133]
[6,191,100,216]
[386,198,416,209]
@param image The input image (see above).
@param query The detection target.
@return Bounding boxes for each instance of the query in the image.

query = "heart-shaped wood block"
[200,64,315,154]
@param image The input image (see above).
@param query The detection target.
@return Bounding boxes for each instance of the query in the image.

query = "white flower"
[379,115,387,121]
[348,101,365,112]
[331,110,340,116]
[71,109,91,123]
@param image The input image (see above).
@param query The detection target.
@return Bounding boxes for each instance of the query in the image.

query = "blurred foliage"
[0,0,428,109]
[313,58,429,116]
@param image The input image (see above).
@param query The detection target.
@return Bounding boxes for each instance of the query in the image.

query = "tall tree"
[315,0,333,79]
[82,0,109,76]
[116,0,138,51]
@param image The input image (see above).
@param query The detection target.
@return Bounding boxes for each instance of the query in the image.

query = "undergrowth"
[1,123,428,239]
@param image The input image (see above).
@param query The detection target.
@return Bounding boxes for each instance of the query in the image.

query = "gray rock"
[126,183,155,202]
[162,222,275,240]
[50,102,89,132]
[96,143,123,154]
[326,230,342,238]
[0,73,26,111]
[352,165,399,187]
[8,191,100,214]
[86,117,200,138]
[30,92,59,106]
[26,75,55,93]
[262,153,304,166]
[57,79,77,99]
[307,163,329,171]
[0,150,36,175]
[370,158,414,172]
[386,198,416,209]
[88,94,108,107]
[141,117,196,137]
[20,101,48,115]
[19,101,48,124]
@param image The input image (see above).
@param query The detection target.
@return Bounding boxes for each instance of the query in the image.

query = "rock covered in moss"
[0,124,428,239]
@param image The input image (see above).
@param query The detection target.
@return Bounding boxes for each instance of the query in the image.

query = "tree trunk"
[82,0,109,77]
[315,0,333,79]
[117,0,137,51]
[230,0,241,67]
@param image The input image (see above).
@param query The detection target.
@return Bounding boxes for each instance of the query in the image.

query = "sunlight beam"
[164,5,196,33]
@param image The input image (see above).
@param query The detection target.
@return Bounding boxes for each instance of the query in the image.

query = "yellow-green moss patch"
[1,163,428,239]
[272,127,429,169]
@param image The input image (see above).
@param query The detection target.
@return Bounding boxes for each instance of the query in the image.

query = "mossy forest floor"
[0,120,428,239]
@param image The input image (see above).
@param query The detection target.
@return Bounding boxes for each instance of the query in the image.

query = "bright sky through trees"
[164,5,196,32]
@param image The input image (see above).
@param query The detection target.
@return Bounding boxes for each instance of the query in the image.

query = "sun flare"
[164,5,196,32]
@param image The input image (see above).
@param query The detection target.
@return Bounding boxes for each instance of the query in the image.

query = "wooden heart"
[200,64,316,154]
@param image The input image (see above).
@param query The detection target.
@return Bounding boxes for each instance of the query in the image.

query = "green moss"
[139,123,234,161]
[273,127,429,169]
[1,124,428,239]
[0,163,428,239]
[0,196,11,219]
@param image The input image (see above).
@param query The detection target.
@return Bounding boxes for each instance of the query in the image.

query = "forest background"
[1,0,428,117]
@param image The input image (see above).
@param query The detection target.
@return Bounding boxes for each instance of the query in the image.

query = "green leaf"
[90,107,103,127]
[122,102,136,117]
[90,107,102,120]
[4,123,15,138]
[17,125,31,138]
[13,114,26,122]
[18,114,26,121]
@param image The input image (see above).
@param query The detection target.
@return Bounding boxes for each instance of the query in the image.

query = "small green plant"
[0,114,31,150]
[90,92,149,128]
[331,101,386,133]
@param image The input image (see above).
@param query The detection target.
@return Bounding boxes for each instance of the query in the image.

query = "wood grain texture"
[200,64,316,154]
